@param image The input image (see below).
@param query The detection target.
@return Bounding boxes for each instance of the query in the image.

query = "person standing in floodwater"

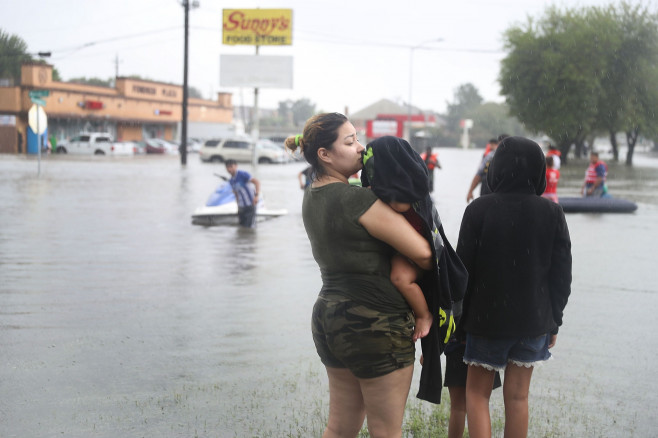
[542,155,560,203]
[582,151,608,197]
[420,146,441,193]
[466,134,508,202]
[456,136,572,438]
[285,113,434,437]
[225,159,260,228]
[298,165,313,189]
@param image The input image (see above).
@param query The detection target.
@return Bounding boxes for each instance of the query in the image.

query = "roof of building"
[349,98,413,121]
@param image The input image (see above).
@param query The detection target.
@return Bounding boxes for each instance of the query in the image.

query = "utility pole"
[180,0,199,166]
[114,54,121,78]
[407,38,443,144]
[251,45,260,168]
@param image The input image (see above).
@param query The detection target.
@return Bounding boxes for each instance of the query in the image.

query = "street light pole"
[180,0,199,166]
[407,38,443,142]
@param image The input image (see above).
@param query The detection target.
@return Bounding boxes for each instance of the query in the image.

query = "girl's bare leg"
[502,363,533,438]
[465,365,495,438]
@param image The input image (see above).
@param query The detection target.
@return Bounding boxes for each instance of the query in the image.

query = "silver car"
[199,137,289,164]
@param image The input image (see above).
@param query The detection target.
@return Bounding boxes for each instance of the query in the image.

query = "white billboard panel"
[371,120,398,137]
[220,55,293,89]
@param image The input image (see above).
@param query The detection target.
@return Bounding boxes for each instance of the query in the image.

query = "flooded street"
[1,148,657,437]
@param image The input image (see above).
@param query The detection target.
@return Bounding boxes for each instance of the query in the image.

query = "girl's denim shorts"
[463,333,551,371]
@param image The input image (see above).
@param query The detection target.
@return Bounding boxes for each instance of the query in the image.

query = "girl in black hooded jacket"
[456,136,572,438]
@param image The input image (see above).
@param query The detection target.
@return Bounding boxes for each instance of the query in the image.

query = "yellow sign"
[222,9,293,46]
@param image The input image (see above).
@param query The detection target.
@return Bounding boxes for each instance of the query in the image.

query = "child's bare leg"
[448,386,467,438]
[465,365,495,438]
[390,254,432,341]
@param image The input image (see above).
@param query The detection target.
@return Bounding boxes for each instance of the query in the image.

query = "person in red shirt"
[546,143,561,170]
[542,155,560,203]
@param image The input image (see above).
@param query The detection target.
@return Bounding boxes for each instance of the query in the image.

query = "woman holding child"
[285,113,462,437]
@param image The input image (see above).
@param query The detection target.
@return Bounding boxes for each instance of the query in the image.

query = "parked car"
[257,139,292,163]
[144,138,178,154]
[56,132,114,155]
[132,141,147,155]
[159,139,180,155]
[268,136,302,161]
[144,138,165,154]
[185,138,203,153]
[199,137,289,164]
[110,141,137,156]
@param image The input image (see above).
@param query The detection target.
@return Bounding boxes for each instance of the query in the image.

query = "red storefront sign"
[84,100,104,110]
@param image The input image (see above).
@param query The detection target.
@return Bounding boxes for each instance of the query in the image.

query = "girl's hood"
[487,136,546,196]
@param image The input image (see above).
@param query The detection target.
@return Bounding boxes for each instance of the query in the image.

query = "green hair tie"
[295,134,302,146]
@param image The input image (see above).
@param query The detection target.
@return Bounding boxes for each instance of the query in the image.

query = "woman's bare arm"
[359,199,433,270]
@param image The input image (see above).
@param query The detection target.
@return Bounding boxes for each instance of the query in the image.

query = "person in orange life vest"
[542,155,560,203]
[546,143,561,170]
[581,151,608,197]
[420,146,441,192]
[482,138,497,157]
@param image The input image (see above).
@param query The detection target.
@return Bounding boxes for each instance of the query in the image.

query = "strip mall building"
[0,63,234,154]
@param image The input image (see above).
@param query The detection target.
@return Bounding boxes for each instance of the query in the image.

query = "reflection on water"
[223,228,258,285]
[0,150,657,437]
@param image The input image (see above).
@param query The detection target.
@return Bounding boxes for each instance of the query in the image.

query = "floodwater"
[1,148,657,437]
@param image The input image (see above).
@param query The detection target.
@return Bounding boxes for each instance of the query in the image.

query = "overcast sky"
[3,0,653,115]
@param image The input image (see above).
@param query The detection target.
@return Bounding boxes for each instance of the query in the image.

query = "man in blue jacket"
[225,159,260,228]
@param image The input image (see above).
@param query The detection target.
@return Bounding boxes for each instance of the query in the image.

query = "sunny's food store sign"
[222,9,293,46]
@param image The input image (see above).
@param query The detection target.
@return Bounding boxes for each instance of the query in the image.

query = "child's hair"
[546,155,554,167]
[284,113,348,179]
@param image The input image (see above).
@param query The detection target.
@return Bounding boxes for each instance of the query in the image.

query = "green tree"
[467,102,528,147]
[0,29,60,84]
[500,7,605,162]
[445,84,483,126]
[291,98,316,126]
[277,99,294,125]
[443,83,484,145]
[592,2,658,165]
[500,3,658,165]
[188,86,203,99]
[50,65,61,81]
[0,29,33,84]
[68,77,114,87]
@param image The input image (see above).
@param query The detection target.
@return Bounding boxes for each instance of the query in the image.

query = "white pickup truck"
[56,132,131,155]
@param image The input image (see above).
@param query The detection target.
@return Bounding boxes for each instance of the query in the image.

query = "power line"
[50,26,182,55]
[189,25,503,53]
[49,36,182,61]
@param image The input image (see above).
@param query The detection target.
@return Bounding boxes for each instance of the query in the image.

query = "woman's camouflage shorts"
[311,294,415,379]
